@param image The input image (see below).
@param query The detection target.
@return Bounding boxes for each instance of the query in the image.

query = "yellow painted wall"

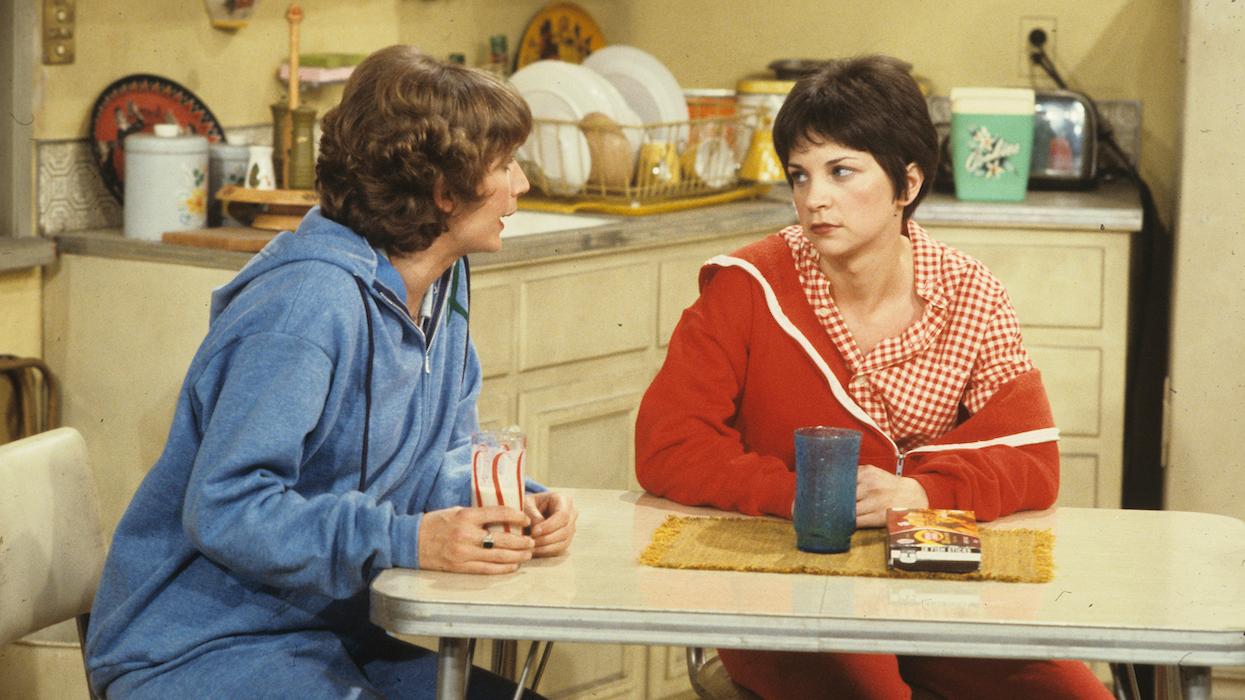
[42,255,235,538]
[11,2,1188,697]
[34,1,1180,221]
[605,0,1182,229]
[33,0,629,139]
[1167,1,1245,523]
[0,268,42,358]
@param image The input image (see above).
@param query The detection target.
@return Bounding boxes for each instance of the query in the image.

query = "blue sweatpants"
[103,629,545,699]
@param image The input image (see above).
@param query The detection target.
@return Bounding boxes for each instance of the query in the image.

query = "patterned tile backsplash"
[34,101,1142,235]
[37,124,271,235]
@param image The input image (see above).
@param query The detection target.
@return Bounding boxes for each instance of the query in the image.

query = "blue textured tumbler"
[793,426,862,553]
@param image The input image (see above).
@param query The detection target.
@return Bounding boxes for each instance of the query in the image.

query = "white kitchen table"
[370,489,1245,699]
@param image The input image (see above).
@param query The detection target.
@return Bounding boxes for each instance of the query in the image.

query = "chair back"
[0,355,60,442]
[0,427,106,647]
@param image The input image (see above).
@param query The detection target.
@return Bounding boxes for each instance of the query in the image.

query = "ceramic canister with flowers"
[123,124,208,240]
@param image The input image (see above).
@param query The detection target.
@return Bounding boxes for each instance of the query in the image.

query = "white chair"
[686,647,760,700]
[0,427,106,698]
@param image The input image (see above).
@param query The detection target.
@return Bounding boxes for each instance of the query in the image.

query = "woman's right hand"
[418,506,534,574]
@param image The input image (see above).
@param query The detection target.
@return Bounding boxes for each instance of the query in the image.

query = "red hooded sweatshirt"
[635,233,1060,522]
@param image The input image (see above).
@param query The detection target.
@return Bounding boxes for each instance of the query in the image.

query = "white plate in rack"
[583,45,689,142]
[511,60,642,152]
[510,61,604,194]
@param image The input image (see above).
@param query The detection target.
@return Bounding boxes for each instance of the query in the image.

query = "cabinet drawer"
[519,263,656,370]
[939,240,1105,330]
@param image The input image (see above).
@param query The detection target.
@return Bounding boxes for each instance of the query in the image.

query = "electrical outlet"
[42,0,75,65]
[1018,16,1056,79]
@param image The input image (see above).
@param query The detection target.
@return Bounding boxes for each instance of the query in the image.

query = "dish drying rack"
[518,110,770,215]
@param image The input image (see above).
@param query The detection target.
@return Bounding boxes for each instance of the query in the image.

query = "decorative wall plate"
[514,2,606,70]
[90,74,225,202]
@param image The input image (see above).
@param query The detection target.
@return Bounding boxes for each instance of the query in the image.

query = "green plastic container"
[949,88,1035,202]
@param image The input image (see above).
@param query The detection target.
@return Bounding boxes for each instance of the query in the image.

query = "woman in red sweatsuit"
[634,55,1113,699]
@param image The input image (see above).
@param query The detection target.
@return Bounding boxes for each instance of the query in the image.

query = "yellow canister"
[736,79,794,184]
[735,79,796,121]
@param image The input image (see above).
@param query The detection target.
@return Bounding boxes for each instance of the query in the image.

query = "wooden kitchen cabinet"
[926,225,1135,509]
[467,220,1135,697]
[472,230,758,700]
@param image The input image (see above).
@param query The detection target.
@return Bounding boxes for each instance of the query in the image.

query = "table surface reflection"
[371,488,1245,666]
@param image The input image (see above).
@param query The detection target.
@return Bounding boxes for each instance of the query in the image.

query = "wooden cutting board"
[162,226,278,253]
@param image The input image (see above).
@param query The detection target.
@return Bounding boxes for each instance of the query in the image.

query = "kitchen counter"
[51,181,1143,272]
[0,237,56,272]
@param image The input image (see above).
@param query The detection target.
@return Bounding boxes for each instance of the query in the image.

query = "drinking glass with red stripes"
[470,427,527,534]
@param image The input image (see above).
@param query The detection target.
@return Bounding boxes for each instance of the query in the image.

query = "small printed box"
[887,508,982,574]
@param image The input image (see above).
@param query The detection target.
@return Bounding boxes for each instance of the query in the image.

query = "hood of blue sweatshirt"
[86,208,483,693]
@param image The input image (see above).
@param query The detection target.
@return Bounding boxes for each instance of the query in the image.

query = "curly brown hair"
[316,45,532,254]
[772,55,938,223]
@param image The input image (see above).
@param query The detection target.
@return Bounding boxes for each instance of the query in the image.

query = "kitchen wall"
[1167,2,1245,523]
[1,2,1213,697]
[32,1,1180,221]
[606,0,1183,233]
[0,269,42,358]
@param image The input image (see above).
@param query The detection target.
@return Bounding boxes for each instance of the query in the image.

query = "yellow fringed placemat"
[640,516,1054,583]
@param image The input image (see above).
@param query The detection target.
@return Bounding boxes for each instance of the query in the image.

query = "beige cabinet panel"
[1057,454,1099,508]
[518,372,647,491]
[928,226,1133,510]
[472,282,516,378]
[476,383,515,431]
[647,646,697,699]
[519,263,656,371]
[528,642,645,700]
[1028,345,1102,437]
[658,257,707,348]
[947,242,1105,329]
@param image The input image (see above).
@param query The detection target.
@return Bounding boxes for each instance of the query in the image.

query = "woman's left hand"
[855,464,929,527]
[523,491,578,557]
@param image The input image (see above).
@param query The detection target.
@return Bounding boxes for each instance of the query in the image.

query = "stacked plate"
[510,46,694,196]
[510,60,641,195]
[583,46,689,131]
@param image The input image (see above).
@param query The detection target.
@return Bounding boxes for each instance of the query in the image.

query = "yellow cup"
[635,141,681,191]
[739,115,785,184]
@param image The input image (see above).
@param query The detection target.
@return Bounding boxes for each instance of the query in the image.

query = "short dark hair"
[316,46,532,254]
[772,55,938,221]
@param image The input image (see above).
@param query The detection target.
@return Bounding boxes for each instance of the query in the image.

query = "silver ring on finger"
[482,532,495,550]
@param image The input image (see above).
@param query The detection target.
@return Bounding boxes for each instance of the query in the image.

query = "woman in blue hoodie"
[86,46,576,699]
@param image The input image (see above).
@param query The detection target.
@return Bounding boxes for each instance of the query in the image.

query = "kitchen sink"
[501,210,612,238]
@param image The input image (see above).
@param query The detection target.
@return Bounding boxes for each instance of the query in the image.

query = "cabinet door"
[647,646,697,699]
[514,371,651,699]
[927,227,1131,508]
[519,641,647,700]
[518,370,648,490]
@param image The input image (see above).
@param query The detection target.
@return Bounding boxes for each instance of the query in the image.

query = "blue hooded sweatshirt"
[85,208,486,694]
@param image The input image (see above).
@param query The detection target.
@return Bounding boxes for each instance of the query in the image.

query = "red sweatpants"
[718,649,1114,699]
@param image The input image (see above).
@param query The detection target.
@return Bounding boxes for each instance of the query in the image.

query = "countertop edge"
[48,183,1143,272]
[0,237,57,272]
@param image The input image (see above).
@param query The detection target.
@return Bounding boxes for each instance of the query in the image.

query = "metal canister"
[123,124,208,240]
[735,79,794,184]
[271,101,290,188]
[684,88,737,146]
[208,142,251,226]
[286,105,317,190]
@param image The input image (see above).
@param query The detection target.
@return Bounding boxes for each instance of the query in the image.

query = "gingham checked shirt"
[782,221,1033,452]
